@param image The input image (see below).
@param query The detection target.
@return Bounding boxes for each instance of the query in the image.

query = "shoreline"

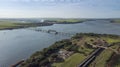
[110,20,120,23]
[48,21,84,24]
[0,21,84,31]
[19,33,120,67]
[0,23,53,30]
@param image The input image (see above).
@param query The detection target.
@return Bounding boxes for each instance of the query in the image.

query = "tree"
[84,42,93,49]
[39,59,49,66]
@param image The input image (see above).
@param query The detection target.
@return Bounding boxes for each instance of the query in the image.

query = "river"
[0,20,120,67]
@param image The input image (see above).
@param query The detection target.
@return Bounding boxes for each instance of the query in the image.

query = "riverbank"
[110,19,120,23]
[0,19,85,30]
[44,19,85,24]
[0,21,53,30]
[19,33,120,67]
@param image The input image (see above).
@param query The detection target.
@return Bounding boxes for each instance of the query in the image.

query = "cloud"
[0,0,120,18]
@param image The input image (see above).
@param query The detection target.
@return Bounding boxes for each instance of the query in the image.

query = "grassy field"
[52,36,96,67]
[53,35,120,67]
[0,19,85,30]
[89,45,119,67]
[91,36,120,67]
[45,19,85,23]
[20,33,120,67]
[89,36,120,67]
[89,48,113,67]
[101,37,120,44]
[0,20,52,30]
[0,20,20,29]
[113,19,120,23]
[54,19,84,23]
[115,20,120,23]
[52,53,86,67]
[52,48,93,67]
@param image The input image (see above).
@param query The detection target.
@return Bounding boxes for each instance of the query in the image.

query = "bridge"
[28,28,75,36]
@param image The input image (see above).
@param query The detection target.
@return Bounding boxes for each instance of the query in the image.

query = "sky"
[0,0,120,18]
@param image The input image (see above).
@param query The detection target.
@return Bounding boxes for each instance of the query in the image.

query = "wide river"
[0,20,120,67]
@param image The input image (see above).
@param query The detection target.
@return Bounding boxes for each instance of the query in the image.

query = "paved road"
[78,48,104,67]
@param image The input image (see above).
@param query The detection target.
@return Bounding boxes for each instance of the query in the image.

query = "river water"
[0,20,120,67]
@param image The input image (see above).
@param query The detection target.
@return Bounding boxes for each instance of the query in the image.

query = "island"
[19,33,120,67]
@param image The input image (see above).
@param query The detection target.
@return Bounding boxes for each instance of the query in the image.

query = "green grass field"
[102,37,120,44]
[114,19,120,23]
[116,20,120,23]
[0,20,20,29]
[89,45,120,67]
[52,53,86,67]
[53,35,120,67]
[0,19,85,30]
[20,33,120,67]
[90,49,113,67]
[52,36,95,67]
[0,20,44,30]
[45,19,85,23]
[89,36,120,67]
[55,19,84,23]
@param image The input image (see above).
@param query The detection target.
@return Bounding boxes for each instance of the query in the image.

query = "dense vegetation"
[20,39,79,67]
[20,33,120,67]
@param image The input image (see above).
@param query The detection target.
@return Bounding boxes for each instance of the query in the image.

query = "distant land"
[0,18,120,30]
[0,18,86,30]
